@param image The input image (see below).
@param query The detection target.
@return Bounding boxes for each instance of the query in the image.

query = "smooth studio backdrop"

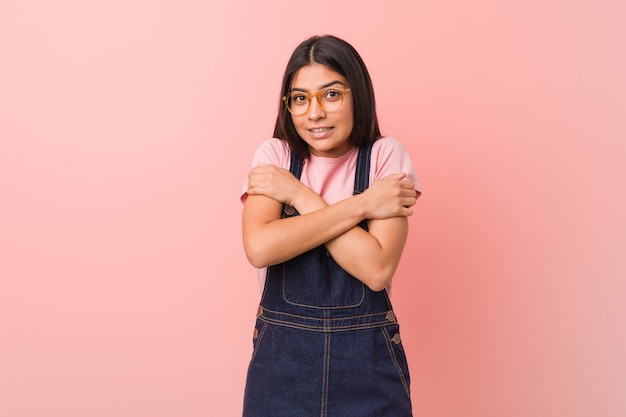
[1,1,625,416]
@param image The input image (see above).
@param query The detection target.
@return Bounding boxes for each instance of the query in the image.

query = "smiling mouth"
[308,127,333,133]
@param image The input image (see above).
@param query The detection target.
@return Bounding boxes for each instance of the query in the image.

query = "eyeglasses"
[282,87,351,116]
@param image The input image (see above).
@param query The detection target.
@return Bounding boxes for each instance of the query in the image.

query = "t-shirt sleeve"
[240,138,291,204]
[371,137,422,197]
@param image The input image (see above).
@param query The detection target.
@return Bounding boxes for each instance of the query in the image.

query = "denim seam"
[260,317,394,332]
[260,306,392,321]
[245,321,269,382]
[381,326,411,398]
[321,311,330,417]
[250,321,269,364]
[260,317,403,335]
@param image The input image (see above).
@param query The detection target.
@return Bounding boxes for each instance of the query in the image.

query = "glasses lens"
[320,89,344,112]
[286,92,309,116]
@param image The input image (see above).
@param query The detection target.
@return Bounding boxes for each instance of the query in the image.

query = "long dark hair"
[273,35,382,158]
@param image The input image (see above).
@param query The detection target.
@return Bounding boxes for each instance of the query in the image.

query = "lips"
[307,126,334,139]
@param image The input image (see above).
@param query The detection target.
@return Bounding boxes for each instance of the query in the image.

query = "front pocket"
[282,249,365,308]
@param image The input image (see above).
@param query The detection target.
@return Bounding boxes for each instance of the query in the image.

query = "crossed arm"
[242,164,418,292]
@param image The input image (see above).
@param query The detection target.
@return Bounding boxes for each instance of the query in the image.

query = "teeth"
[310,128,330,132]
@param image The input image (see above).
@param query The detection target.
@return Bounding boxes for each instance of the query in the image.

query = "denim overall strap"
[289,148,305,178]
[354,142,374,230]
[281,150,304,218]
[354,142,374,195]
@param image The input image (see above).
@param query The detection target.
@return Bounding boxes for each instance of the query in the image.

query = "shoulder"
[251,138,291,169]
[370,137,422,193]
[370,136,413,170]
[372,136,409,155]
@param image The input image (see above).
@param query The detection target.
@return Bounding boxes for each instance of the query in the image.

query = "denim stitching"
[321,311,330,417]
[258,307,397,332]
[259,317,395,332]
[381,327,411,397]
[247,321,268,374]
[258,307,397,333]
[260,305,392,321]
[251,322,268,358]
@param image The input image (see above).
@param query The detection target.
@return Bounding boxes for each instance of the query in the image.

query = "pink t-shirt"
[241,136,421,293]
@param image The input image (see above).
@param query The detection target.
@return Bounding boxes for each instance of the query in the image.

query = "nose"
[307,96,326,120]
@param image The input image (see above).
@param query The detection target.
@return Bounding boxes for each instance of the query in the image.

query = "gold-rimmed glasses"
[282,87,351,116]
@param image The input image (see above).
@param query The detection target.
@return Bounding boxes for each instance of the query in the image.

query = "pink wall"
[1,1,624,416]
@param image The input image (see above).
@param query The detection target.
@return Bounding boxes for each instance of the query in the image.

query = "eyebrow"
[290,80,346,92]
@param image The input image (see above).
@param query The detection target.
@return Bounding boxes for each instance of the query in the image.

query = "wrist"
[292,186,325,214]
[351,193,369,221]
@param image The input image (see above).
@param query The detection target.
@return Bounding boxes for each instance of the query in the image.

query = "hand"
[247,164,305,207]
[361,173,417,219]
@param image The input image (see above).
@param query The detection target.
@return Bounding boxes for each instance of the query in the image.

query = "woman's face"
[289,64,354,158]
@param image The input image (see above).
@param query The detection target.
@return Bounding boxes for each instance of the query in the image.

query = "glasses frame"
[282,87,351,116]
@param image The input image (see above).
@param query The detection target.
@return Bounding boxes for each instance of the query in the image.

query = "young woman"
[241,35,421,417]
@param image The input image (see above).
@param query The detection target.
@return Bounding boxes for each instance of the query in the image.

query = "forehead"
[291,64,348,89]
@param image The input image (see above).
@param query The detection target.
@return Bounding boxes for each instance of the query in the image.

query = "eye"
[323,89,342,101]
[290,93,309,105]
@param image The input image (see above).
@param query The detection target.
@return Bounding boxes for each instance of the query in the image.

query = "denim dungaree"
[243,144,413,417]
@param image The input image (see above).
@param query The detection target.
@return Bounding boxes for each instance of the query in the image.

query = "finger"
[403,197,417,208]
[391,206,413,217]
[251,164,276,175]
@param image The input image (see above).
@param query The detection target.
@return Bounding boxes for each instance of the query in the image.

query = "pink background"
[1,1,625,416]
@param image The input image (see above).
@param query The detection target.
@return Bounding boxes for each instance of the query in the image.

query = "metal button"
[256,306,263,318]
[386,310,396,323]
[253,328,258,339]
[391,334,401,344]
[284,206,295,215]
